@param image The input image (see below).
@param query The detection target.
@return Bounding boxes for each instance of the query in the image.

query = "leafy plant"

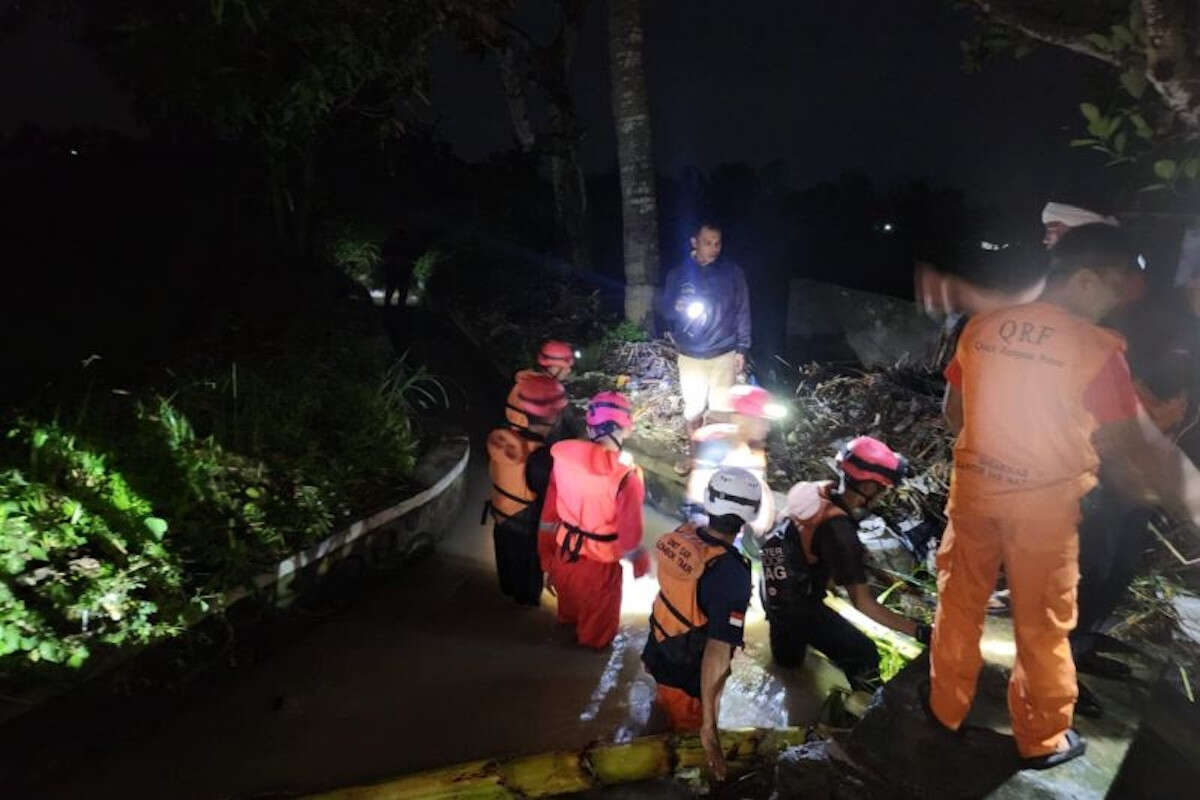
[962,1,1200,195]
[129,397,335,582]
[412,248,441,287]
[606,319,649,345]
[380,353,449,416]
[1,422,195,670]
[330,234,383,287]
[167,330,422,515]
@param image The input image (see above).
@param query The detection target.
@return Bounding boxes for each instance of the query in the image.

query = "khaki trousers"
[677,351,737,423]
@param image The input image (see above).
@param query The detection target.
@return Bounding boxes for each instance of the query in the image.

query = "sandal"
[986,589,1010,617]
[1021,728,1087,771]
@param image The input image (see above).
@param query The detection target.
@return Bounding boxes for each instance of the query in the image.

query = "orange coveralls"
[931,301,1137,758]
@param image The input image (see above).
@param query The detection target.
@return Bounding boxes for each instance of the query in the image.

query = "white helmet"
[704,466,763,523]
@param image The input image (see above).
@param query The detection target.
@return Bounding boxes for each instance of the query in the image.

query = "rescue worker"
[642,466,760,780]
[538,391,650,649]
[532,340,576,381]
[684,384,783,545]
[913,200,1119,323]
[659,221,752,472]
[484,372,567,605]
[509,340,581,442]
[930,224,1200,770]
[760,438,931,691]
[1041,201,1118,250]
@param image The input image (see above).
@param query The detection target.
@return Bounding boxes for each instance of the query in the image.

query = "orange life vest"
[647,524,749,676]
[950,301,1127,517]
[484,427,544,526]
[760,483,848,612]
[549,439,634,563]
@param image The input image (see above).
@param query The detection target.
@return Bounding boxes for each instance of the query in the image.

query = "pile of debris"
[573,340,954,526]
[570,338,690,457]
[773,362,954,526]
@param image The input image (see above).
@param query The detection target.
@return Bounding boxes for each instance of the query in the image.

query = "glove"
[628,547,651,579]
[914,622,932,646]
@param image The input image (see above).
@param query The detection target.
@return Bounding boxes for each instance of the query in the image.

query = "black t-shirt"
[811,514,868,588]
[523,446,554,522]
[696,538,752,648]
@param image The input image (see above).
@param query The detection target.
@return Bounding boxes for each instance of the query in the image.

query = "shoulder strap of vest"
[799,501,848,565]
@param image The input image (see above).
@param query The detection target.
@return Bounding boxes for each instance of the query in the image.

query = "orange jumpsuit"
[539,440,645,649]
[931,301,1137,758]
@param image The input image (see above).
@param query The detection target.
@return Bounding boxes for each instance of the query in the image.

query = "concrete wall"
[785,279,941,367]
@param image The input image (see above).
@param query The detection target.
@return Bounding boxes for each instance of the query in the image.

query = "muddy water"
[7,458,841,799]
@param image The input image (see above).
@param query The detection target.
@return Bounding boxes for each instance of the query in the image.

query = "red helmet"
[586,391,633,431]
[506,373,567,428]
[729,384,769,417]
[836,436,908,488]
[537,340,576,369]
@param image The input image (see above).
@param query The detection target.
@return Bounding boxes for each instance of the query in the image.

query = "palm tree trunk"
[610,0,660,330]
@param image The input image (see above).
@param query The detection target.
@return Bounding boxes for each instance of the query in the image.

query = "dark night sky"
[431,0,1117,212]
[5,1,1117,212]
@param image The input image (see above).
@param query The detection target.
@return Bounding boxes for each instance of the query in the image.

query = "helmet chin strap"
[839,479,869,507]
[590,431,623,450]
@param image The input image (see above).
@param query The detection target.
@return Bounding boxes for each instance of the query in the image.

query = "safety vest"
[549,439,634,563]
[647,524,748,671]
[483,427,544,526]
[759,487,847,614]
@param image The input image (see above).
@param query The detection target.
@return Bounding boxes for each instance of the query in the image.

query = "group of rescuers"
[485,215,1200,778]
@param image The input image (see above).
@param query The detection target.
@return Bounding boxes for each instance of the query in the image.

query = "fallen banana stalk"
[302,727,806,800]
[825,595,924,661]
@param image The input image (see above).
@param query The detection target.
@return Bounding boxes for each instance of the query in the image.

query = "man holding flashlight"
[660,221,752,474]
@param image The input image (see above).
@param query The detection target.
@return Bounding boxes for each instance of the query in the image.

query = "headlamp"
[763,402,788,420]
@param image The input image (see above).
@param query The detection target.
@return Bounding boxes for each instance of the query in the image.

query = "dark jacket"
[660,257,751,359]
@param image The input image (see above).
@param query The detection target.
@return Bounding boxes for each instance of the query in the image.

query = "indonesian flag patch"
[728,611,745,628]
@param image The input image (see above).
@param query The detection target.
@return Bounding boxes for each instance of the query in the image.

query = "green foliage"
[412,248,440,290]
[1,422,195,670]
[92,1,437,156]
[1,318,427,671]
[1069,101,1150,167]
[380,354,449,416]
[329,233,383,287]
[608,319,649,344]
[169,335,425,516]
[963,2,1198,195]
[876,639,909,684]
[127,397,336,582]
